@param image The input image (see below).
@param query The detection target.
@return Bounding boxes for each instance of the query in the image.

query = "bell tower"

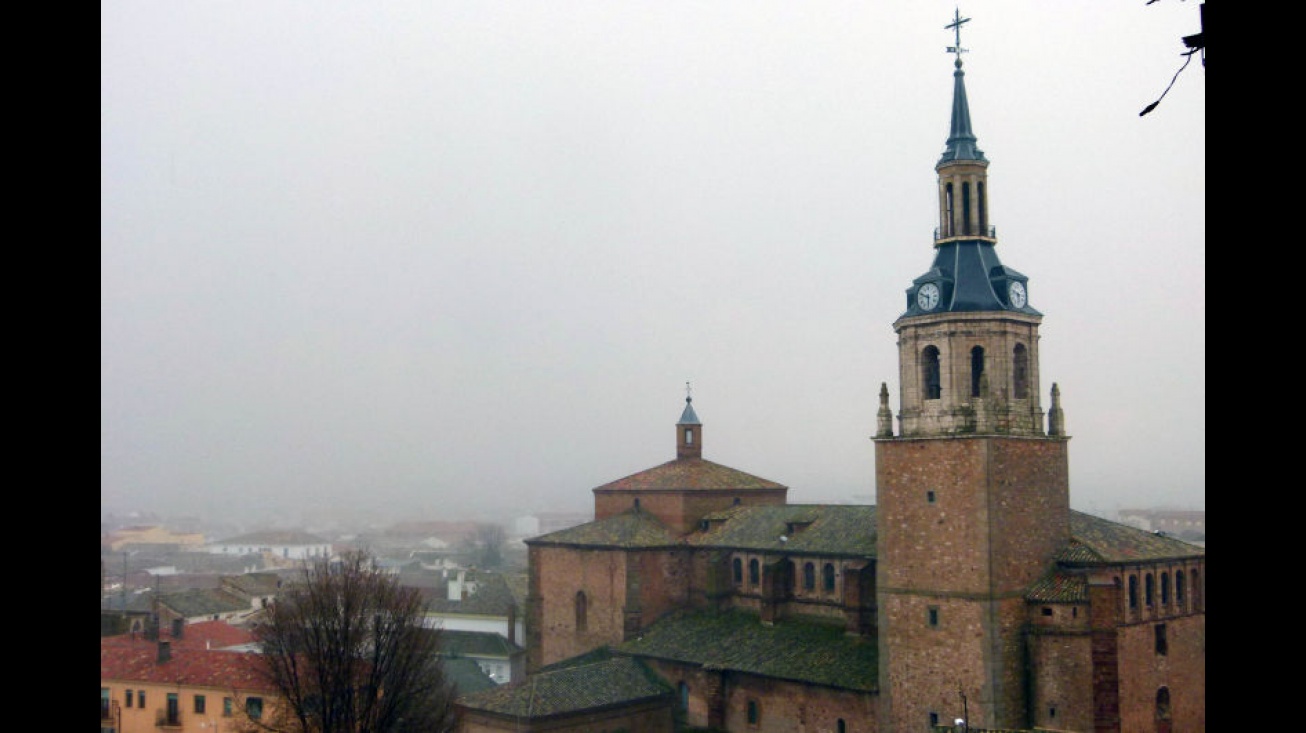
[875,11,1071,731]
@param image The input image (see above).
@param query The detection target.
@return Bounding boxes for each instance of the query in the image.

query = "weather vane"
[685,381,692,401]
[945,7,970,64]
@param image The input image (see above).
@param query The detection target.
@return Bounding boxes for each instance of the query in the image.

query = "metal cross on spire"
[945,7,971,65]
[685,381,692,401]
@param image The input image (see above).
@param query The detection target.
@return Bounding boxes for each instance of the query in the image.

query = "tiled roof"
[100,636,273,691]
[1026,571,1089,603]
[527,509,681,549]
[615,609,878,692]
[445,657,499,696]
[688,504,877,556]
[441,630,524,658]
[457,656,671,717]
[213,530,329,546]
[222,572,284,596]
[1061,510,1206,564]
[158,588,251,617]
[423,572,522,616]
[102,620,256,651]
[593,457,786,492]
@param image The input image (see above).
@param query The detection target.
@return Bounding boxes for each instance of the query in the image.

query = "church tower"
[875,12,1071,731]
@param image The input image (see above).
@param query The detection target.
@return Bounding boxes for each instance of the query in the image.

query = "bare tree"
[460,523,507,570]
[250,550,459,733]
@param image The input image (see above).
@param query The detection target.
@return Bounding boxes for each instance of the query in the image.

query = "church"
[456,19,1205,733]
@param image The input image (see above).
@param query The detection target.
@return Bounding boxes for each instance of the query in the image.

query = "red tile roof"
[100,637,273,691]
[593,457,787,492]
[101,620,254,651]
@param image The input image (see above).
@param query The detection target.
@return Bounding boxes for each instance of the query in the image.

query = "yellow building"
[107,525,206,552]
[100,621,281,733]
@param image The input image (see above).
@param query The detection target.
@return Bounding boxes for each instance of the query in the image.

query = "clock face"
[916,283,940,311]
[1009,281,1027,309]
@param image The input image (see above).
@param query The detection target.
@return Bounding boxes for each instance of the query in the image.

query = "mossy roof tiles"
[441,629,524,657]
[688,504,877,556]
[1025,571,1089,603]
[593,457,786,492]
[615,609,878,692]
[457,656,671,717]
[526,509,681,549]
[1062,510,1205,564]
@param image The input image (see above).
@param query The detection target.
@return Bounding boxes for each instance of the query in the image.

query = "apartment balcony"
[155,708,183,728]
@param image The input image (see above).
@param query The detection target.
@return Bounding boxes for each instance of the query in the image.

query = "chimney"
[157,640,171,664]
[506,604,517,645]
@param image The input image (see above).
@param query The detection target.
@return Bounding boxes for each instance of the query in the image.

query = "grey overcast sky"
[101,2,1205,530]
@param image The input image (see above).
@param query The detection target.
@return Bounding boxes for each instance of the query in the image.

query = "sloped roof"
[423,572,522,616]
[1026,571,1089,603]
[100,635,272,690]
[212,530,329,546]
[526,508,681,549]
[158,588,251,618]
[457,655,671,718]
[101,620,256,651]
[615,609,878,692]
[441,630,524,658]
[222,572,283,597]
[688,504,877,556]
[593,457,786,492]
[445,657,499,696]
[1061,510,1205,564]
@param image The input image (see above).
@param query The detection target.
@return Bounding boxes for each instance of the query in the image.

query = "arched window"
[1156,687,1172,725]
[923,346,942,400]
[977,181,987,233]
[945,183,955,237]
[1145,573,1155,607]
[732,557,743,584]
[970,346,985,397]
[747,700,760,726]
[803,562,816,591]
[1128,575,1138,610]
[962,181,972,234]
[823,563,836,593]
[1176,570,1186,607]
[1191,569,1200,611]
[837,719,846,733]
[1160,572,1170,606]
[1013,344,1029,399]
[575,591,587,632]
[678,682,689,711]
[749,558,759,586]
[685,428,694,444]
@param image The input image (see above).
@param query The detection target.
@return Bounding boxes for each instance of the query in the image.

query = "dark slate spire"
[678,382,700,425]
[938,9,987,166]
[678,397,700,426]
[677,383,701,459]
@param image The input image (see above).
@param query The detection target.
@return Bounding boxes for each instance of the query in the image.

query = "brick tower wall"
[875,435,1070,731]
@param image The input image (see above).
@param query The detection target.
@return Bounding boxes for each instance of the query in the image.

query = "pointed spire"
[678,381,700,425]
[677,383,702,459]
[938,9,987,166]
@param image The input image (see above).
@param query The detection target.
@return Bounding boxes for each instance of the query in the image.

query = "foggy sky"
[101,2,1205,530]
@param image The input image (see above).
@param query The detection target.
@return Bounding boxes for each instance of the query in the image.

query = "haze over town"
[101,2,1205,531]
